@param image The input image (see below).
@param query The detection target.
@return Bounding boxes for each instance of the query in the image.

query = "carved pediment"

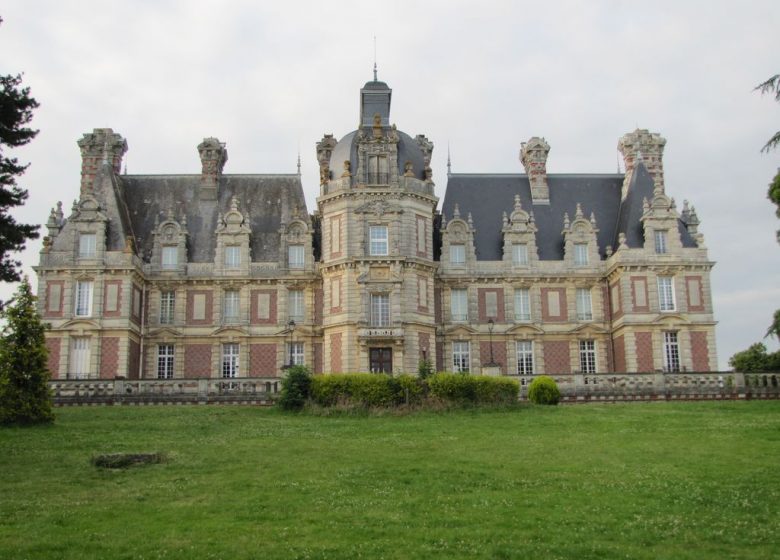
[355,199,403,216]
[569,324,608,335]
[70,195,108,223]
[445,324,478,336]
[505,324,544,335]
[212,325,249,337]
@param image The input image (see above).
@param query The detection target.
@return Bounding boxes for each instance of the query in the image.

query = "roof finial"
[297,150,301,176]
[447,142,452,176]
[373,35,378,81]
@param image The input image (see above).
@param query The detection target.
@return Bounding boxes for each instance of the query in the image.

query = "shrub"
[473,376,520,405]
[310,373,401,408]
[278,365,312,411]
[417,358,434,380]
[395,373,425,405]
[427,373,519,405]
[527,375,561,405]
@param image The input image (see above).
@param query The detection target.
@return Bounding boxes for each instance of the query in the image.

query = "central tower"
[316,77,438,374]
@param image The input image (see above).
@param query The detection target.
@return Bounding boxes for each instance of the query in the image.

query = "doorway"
[369,347,393,373]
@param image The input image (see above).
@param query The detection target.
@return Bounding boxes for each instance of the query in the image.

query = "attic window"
[162,247,178,269]
[225,246,240,268]
[654,230,668,254]
[79,234,96,258]
[574,243,588,266]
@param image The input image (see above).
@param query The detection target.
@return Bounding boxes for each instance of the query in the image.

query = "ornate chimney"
[77,129,127,195]
[520,137,551,204]
[618,129,666,199]
[197,137,228,201]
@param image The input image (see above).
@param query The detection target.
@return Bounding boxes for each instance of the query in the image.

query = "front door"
[370,347,392,373]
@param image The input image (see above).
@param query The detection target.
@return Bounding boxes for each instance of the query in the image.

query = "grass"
[1,402,779,559]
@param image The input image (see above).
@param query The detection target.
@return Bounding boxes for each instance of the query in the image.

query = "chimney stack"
[520,137,551,204]
[618,129,666,199]
[197,137,228,201]
[77,128,127,195]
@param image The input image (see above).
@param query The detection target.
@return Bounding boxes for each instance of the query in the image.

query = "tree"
[0,277,53,425]
[729,342,780,373]
[0,16,41,283]
[755,74,780,153]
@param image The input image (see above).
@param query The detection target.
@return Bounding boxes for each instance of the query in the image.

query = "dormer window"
[512,243,528,265]
[369,226,388,256]
[162,246,178,269]
[450,244,466,264]
[367,155,389,184]
[574,243,588,266]
[654,230,668,254]
[79,233,96,258]
[224,246,240,268]
[288,245,304,269]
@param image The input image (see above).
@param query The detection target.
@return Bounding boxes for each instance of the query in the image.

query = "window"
[79,233,96,258]
[663,332,680,372]
[574,243,588,266]
[157,344,174,379]
[658,276,676,311]
[70,337,90,379]
[369,226,388,256]
[286,342,305,366]
[288,245,304,269]
[654,230,668,254]
[576,288,593,321]
[579,340,597,374]
[367,154,389,184]
[451,289,468,322]
[162,246,178,269]
[516,340,534,376]
[514,288,531,321]
[222,343,239,378]
[159,291,175,324]
[223,290,240,322]
[370,293,390,327]
[450,244,465,264]
[225,246,241,268]
[512,243,529,265]
[453,341,470,373]
[288,290,305,321]
[75,280,93,317]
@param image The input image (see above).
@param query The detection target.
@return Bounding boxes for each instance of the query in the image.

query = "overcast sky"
[1,1,778,368]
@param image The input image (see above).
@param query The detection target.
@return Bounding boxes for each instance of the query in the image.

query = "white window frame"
[514,288,531,322]
[576,288,593,321]
[453,341,470,373]
[369,225,388,256]
[658,276,676,312]
[370,293,390,327]
[516,340,534,376]
[70,337,90,379]
[287,342,305,366]
[223,290,240,322]
[75,280,93,317]
[512,243,529,265]
[288,245,304,269]
[654,230,668,254]
[157,344,175,379]
[451,289,468,322]
[224,246,241,269]
[579,340,597,374]
[222,343,240,378]
[288,290,305,322]
[450,244,466,264]
[159,291,175,325]
[162,246,178,269]
[79,233,96,258]
[574,243,588,266]
[663,331,680,372]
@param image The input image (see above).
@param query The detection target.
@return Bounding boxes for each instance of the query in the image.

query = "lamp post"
[285,319,296,369]
[487,318,496,366]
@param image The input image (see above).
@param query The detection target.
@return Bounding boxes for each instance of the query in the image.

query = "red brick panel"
[631,277,649,312]
[330,214,342,258]
[99,337,119,379]
[543,340,571,374]
[46,337,61,379]
[613,335,626,373]
[44,280,65,318]
[184,344,212,378]
[610,282,622,320]
[685,276,705,312]
[635,332,654,372]
[130,285,142,325]
[186,290,214,325]
[477,288,505,322]
[314,288,323,325]
[249,344,277,377]
[434,287,442,324]
[416,215,427,258]
[330,333,342,373]
[541,288,567,322]
[480,340,507,369]
[128,339,140,379]
[313,343,323,374]
[250,289,277,325]
[690,331,710,372]
[103,280,123,318]
[435,341,444,372]
[330,276,343,313]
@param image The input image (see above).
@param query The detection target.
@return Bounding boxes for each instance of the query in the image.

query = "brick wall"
[330,333,342,373]
[249,289,277,325]
[477,288,505,322]
[434,287,442,323]
[543,340,571,373]
[46,338,61,379]
[184,344,212,377]
[480,340,507,368]
[103,280,123,318]
[314,288,323,325]
[99,337,119,379]
[690,331,710,371]
[249,344,277,377]
[128,339,140,379]
[610,281,622,320]
[685,276,705,312]
[541,288,567,322]
[635,331,654,372]
[613,335,626,373]
[44,280,64,318]
[187,290,213,325]
[313,342,323,374]
[631,277,649,312]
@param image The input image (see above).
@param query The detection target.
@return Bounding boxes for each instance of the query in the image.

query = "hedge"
[428,373,519,405]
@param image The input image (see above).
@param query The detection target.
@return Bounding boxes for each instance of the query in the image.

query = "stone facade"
[34,78,717,380]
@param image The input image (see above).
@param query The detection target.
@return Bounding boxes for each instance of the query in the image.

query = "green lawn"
[1,402,779,559]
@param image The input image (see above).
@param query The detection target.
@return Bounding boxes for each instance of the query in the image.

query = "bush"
[278,365,312,410]
[311,373,401,408]
[417,358,434,380]
[427,373,519,405]
[473,376,520,405]
[527,375,561,405]
[395,373,425,405]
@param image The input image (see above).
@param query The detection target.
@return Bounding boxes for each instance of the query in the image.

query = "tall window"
[79,233,96,258]
[514,288,531,321]
[75,280,93,317]
[370,293,390,327]
[516,340,534,375]
[367,155,389,184]
[574,243,588,266]
[579,340,597,374]
[162,246,178,269]
[287,342,305,366]
[288,245,304,269]
[369,226,388,256]
[288,290,304,321]
[450,244,465,264]
[222,343,239,378]
[451,289,468,322]
[512,243,529,265]
[654,230,668,254]
[225,246,241,268]
[453,341,470,373]
[658,276,676,311]
[159,291,175,324]
[70,337,90,379]
[157,344,174,379]
[663,332,680,372]
[223,290,240,322]
[576,288,593,321]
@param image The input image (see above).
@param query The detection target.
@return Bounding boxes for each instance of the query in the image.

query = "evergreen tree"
[0,16,41,284]
[0,277,53,425]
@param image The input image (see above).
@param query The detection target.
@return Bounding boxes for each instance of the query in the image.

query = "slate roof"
[440,162,695,261]
[119,174,307,262]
